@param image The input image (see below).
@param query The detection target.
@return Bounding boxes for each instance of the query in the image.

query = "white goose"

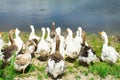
[14,28,24,55]
[47,35,65,79]
[46,27,53,49]
[37,27,50,60]
[29,25,40,41]
[65,28,80,59]
[14,40,32,74]
[99,31,120,63]
[78,31,96,65]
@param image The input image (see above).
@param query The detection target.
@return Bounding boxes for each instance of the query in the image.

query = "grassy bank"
[0,32,120,80]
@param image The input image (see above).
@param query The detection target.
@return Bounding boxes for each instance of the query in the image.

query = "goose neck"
[31,27,35,34]
[41,30,45,39]
[9,32,15,44]
[103,35,108,46]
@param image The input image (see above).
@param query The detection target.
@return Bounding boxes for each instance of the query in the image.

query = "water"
[0,0,120,34]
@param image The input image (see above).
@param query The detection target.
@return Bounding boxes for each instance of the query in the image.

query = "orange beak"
[99,32,102,35]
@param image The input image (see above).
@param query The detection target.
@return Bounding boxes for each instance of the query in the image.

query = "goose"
[14,40,32,74]
[7,28,23,55]
[29,25,40,41]
[14,28,23,55]
[0,32,5,60]
[65,28,80,59]
[73,30,82,51]
[78,31,96,65]
[37,27,50,60]
[50,22,56,38]
[46,35,65,79]
[99,31,120,63]
[2,30,18,62]
[46,27,53,49]
[65,28,73,45]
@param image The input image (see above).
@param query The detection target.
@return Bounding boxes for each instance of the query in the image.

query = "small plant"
[67,66,74,73]
[75,75,81,80]
[110,64,120,78]
[89,62,110,78]
[89,77,94,80]
[82,70,88,76]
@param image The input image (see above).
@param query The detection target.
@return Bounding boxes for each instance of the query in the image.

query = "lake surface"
[0,0,120,34]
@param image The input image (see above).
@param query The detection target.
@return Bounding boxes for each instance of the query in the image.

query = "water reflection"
[0,0,120,34]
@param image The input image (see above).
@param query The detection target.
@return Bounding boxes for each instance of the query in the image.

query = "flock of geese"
[0,22,120,79]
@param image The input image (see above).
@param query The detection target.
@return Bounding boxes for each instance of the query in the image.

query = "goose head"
[52,22,55,30]
[9,29,15,44]
[78,27,82,32]
[66,28,72,35]
[50,22,56,38]
[15,28,20,36]
[41,27,45,33]
[99,31,108,46]
[99,31,108,40]
[30,25,34,30]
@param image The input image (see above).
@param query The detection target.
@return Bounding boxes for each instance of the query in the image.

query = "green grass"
[75,74,81,80]
[89,62,110,78]
[110,64,120,78]
[89,62,120,78]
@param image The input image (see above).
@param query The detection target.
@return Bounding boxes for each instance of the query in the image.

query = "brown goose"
[14,40,32,74]
[2,29,18,62]
[50,22,56,38]
[78,31,96,65]
[47,35,65,79]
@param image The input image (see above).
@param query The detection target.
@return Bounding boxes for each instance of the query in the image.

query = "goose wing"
[15,54,31,66]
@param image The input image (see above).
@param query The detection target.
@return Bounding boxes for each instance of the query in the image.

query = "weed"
[67,66,74,73]
[89,62,110,78]
[82,70,88,76]
[37,74,43,80]
[75,75,81,80]
[110,64,120,78]
[89,77,94,80]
